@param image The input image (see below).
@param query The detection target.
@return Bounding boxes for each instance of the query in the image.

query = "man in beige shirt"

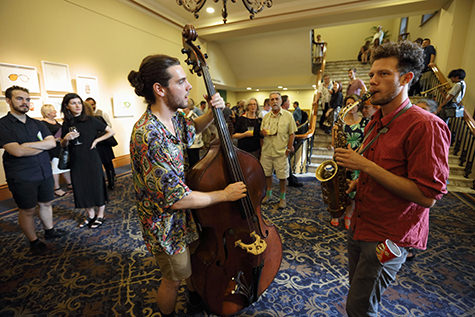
[260,92,297,208]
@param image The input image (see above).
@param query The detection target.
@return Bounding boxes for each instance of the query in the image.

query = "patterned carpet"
[0,173,474,316]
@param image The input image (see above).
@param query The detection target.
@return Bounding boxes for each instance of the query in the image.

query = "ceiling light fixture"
[206,7,215,13]
[176,0,273,24]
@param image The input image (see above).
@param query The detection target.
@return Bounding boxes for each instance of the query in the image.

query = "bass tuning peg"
[204,53,208,59]
[181,48,189,54]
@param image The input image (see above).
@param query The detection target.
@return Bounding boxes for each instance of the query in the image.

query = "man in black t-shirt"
[0,86,65,255]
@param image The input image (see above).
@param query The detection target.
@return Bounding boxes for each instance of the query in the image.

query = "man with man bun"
[128,54,247,316]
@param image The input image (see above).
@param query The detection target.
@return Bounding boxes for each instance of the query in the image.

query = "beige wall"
[318,19,399,62]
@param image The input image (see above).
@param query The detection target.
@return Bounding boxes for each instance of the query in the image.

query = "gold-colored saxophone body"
[315,92,372,218]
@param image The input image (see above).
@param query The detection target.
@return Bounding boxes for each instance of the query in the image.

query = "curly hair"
[128,54,180,105]
[371,41,424,82]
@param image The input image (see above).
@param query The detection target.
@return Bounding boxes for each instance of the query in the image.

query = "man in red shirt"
[334,41,450,316]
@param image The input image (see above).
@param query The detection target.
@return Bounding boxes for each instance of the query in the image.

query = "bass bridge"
[234,231,267,255]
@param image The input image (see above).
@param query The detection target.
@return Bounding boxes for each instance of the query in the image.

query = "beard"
[370,84,401,106]
[13,103,29,114]
[165,90,187,112]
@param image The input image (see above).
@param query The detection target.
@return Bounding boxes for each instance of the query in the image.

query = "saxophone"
[315,92,372,218]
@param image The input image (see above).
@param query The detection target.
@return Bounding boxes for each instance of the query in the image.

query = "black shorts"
[7,176,55,209]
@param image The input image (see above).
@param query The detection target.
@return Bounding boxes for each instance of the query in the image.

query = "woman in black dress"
[232,98,262,158]
[60,93,115,228]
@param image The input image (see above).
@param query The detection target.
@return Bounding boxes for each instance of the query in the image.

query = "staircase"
[323,60,371,91]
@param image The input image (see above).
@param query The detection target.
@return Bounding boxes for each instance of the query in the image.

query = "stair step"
[446,185,475,194]
[448,175,473,187]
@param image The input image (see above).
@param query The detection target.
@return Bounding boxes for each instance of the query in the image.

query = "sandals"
[90,217,105,229]
[330,218,339,227]
[54,188,66,197]
[79,216,96,228]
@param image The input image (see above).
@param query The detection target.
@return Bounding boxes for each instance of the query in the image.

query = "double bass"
[181,25,282,316]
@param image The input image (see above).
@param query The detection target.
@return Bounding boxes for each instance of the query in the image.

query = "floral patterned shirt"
[130,107,199,256]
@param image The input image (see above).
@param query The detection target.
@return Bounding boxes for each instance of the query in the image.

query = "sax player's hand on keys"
[334,146,373,172]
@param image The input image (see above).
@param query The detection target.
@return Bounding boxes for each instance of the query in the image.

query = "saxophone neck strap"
[358,103,412,155]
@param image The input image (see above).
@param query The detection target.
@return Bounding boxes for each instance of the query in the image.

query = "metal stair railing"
[419,65,475,188]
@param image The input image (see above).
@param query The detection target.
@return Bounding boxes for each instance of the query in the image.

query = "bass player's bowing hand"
[224,181,247,201]
[334,146,375,174]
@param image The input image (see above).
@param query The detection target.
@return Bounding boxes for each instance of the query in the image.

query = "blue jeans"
[346,235,408,317]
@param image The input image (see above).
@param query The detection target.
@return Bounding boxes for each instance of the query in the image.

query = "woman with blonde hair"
[232,97,262,158]
[41,104,71,197]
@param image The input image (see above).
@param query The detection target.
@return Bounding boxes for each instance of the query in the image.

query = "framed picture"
[0,63,41,93]
[76,75,99,100]
[45,95,64,113]
[26,97,43,119]
[0,97,8,117]
[112,93,134,117]
[41,61,72,93]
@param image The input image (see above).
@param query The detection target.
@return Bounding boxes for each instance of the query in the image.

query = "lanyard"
[358,103,412,155]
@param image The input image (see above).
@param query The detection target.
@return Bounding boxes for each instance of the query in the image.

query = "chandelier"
[177,0,273,24]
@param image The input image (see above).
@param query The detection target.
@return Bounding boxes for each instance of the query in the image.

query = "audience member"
[232,100,246,118]
[281,95,290,110]
[312,34,326,64]
[346,68,367,98]
[372,25,384,44]
[60,93,115,229]
[317,74,333,129]
[183,100,204,167]
[292,101,302,125]
[232,98,262,158]
[0,86,64,255]
[282,95,303,188]
[259,98,271,119]
[40,104,72,197]
[361,99,380,119]
[323,81,344,134]
[437,68,467,124]
[418,38,437,93]
[84,100,118,190]
[85,97,112,127]
[358,40,371,64]
[260,92,298,208]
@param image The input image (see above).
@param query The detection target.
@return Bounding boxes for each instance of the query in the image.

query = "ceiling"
[126,0,450,90]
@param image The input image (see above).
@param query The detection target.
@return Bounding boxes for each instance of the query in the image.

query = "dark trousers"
[346,234,408,316]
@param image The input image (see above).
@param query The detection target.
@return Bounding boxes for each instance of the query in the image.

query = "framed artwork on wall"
[0,63,41,93]
[76,75,99,100]
[45,95,65,113]
[41,61,73,93]
[0,97,8,117]
[112,93,134,117]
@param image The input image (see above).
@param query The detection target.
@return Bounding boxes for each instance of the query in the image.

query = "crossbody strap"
[358,103,412,155]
